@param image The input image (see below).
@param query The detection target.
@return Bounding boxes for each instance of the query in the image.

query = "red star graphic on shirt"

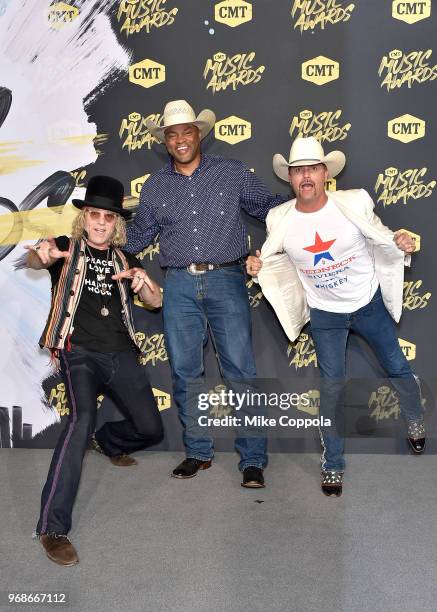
[303,232,336,266]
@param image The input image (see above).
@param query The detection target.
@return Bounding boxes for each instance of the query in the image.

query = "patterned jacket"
[39,237,140,351]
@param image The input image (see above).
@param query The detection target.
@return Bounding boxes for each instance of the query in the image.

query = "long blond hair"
[71,208,127,247]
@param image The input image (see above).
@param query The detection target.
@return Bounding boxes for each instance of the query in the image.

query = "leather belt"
[186,259,243,274]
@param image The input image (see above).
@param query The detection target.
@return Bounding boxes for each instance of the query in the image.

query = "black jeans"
[36,346,163,535]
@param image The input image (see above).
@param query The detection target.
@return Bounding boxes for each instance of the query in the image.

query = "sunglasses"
[85,209,117,222]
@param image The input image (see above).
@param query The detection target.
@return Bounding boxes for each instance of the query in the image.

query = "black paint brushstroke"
[20,170,75,212]
[0,87,12,130]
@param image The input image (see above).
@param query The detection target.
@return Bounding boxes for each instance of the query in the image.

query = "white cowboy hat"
[146,99,216,143]
[273,136,346,181]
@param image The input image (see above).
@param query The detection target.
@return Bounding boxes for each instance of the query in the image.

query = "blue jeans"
[36,347,163,535]
[310,288,423,472]
[163,265,267,471]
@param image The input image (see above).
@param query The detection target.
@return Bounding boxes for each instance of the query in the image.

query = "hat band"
[83,194,122,209]
[163,119,199,131]
[290,157,322,165]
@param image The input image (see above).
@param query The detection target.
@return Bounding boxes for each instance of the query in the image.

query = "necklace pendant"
[101,307,109,317]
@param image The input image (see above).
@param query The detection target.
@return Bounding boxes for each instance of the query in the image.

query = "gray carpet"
[1,449,436,612]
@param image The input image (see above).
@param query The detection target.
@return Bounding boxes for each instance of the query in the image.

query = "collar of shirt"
[163,153,211,177]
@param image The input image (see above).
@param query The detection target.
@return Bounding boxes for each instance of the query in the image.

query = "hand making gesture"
[25,237,70,269]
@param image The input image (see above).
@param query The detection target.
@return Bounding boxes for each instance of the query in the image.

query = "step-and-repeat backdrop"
[1,0,436,451]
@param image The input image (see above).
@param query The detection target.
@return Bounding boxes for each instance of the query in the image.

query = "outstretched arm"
[24,237,69,269]
[240,166,286,221]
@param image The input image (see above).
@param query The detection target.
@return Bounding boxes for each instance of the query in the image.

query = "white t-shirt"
[283,198,378,313]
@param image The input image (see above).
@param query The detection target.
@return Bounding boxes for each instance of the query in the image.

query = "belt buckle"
[187,263,206,275]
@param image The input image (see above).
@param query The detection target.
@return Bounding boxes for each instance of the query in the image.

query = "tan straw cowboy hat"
[273,136,346,181]
[146,99,216,143]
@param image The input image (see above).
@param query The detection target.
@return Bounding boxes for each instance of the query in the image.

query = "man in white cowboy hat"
[246,136,425,497]
[126,100,285,487]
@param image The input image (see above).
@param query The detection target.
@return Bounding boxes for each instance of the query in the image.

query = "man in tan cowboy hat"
[246,136,425,497]
[126,100,285,487]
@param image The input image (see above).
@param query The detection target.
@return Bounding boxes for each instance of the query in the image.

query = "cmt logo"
[131,174,150,198]
[392,0,431,23]
[215,116,251,144]
[386,167,398,177]
[152,388,171,411]
[325,178,337,191]
[398,339,416,361]
[302,56,339,85]
[398,228,421,252]
[129,58,166,89]
[215,0,252,27]
[387,114,425,143]
[48,2,80,28]
[213,51,227,62]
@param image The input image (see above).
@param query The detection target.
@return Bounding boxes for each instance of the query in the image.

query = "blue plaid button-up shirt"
[125,154,286,267]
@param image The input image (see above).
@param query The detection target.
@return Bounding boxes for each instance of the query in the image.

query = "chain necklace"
[85,243,112,317]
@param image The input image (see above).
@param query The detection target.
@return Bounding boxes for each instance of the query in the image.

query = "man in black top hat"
[26,176,163,566]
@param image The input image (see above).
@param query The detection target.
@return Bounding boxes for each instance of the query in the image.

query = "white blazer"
[257,189,408,342]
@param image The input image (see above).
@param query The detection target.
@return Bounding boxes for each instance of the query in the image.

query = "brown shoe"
[40,534,79,566]
[109,454,138,467]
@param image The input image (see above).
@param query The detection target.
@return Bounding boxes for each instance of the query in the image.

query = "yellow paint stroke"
[94,134,109,145]
[0,200,138,245]
[50,133,109,157]
[0,140,33,147]
[57,135,95,145]
[0,205,78,245]
[53,133,109,146]
[94,133,110,156]
[0,155,44,175]
[0,141,43,175]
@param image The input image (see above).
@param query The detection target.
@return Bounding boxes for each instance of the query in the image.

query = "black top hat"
[72,175,130,218]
